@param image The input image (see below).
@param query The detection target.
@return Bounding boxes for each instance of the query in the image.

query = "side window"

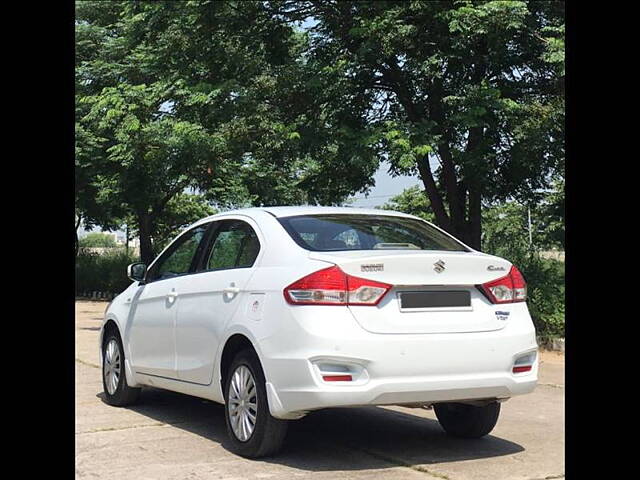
[148,225,208,281]
[205,220,260,271]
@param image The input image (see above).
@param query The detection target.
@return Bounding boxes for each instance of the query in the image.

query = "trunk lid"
[308,250,513,334]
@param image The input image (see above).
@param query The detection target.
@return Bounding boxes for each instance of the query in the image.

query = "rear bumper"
[267,371,537,419]
[259,305,538,419]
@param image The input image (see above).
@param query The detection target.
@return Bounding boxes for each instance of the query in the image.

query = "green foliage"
[482,181,564,253]
[535,178,565,250]
[75,0,386,261]
[79,232,117,248]
[520,256,565,338]
[482,201,530,257]
[76,0,564,250]
[75,248,140,295]
[268,0,565,246]
[482,200,564,338]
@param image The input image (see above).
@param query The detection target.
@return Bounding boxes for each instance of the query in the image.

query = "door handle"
[166,290,178,303]
[223,287,241,294]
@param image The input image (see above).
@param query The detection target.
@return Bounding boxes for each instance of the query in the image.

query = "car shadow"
[97,387,524,471]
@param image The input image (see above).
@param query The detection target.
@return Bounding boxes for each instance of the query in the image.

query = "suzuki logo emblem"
[434,260,445,273]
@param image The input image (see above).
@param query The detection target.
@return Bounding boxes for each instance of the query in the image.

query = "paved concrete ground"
[76,301,564,480]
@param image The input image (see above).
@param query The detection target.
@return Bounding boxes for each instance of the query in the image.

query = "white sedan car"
[100,206,538,457]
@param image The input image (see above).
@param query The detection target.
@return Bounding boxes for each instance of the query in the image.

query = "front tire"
[102,330,141,406]
[434,401,500,438]
[224,348,288,458]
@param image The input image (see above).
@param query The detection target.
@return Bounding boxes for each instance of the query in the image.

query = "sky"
[347,162,422,208]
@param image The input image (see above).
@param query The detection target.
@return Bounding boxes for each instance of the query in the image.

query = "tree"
[79,232,118,248]
[110,0,383,206]
[77,1,365,263]
[269,0,565,248]
[77,81,240,263]
[76,2,256,263]
[76,1,564,256]
[75,2,130,255]
[75,122,126,255]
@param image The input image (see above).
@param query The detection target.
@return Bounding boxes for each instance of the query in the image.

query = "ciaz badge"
[488,265,506,271]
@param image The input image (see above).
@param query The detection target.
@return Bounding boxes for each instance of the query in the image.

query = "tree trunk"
[416,156,451,231]
[75,214,82,257]
[137,213,155,265]
[384,58,484,247]
[467,188,482,250]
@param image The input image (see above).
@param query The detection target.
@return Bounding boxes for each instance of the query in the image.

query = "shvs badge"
[495,311,510,321]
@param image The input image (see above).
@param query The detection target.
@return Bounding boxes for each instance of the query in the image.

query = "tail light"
[479,265,527,304]
[284,265,391,306]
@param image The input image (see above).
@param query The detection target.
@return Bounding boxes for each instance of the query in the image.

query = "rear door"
[173,219,262,384]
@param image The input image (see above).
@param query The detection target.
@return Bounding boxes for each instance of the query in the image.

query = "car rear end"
[258,211,538,419]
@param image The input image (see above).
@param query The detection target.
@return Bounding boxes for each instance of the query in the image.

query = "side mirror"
[127,262,147,282]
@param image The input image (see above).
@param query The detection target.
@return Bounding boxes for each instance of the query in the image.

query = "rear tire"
[434,401,500,438]
[102,330,141,407]
[224,348,288,458]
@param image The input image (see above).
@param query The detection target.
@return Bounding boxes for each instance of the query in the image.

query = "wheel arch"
[101,318,120,344]
[100,314,140,388]
[219,333,260,395]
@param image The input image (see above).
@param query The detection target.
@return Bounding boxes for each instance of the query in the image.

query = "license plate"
[398,291,471,309]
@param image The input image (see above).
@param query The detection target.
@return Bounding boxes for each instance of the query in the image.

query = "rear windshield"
[278,214,468,252]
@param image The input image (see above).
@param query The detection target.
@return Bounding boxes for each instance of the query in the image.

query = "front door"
[174,219,262,384]
[128,224,209,378]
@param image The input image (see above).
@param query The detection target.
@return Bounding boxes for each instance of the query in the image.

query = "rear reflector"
[512,351,536,374]
[512,365,532,373]
[284,266,391,306]
[322,375,353,382]
[478,265,527,304]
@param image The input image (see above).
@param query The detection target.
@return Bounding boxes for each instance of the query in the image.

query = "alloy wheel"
[104,338,121,395]
[228,365,258,441]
